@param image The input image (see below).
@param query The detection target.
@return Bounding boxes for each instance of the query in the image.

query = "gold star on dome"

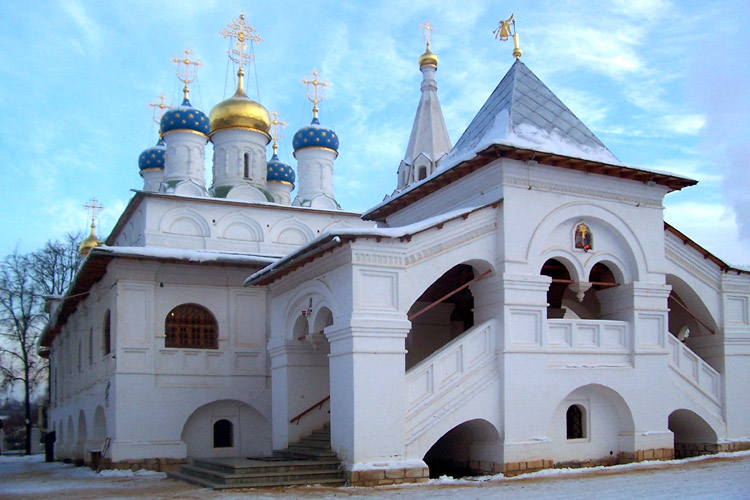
[302,69,329,119]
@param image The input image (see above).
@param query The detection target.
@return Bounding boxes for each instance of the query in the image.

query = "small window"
[213,419,233,448]
[418,166,427,181]
[88,327,93,366]
[244,153,250,179]
[566,404,586,439]
[103,309,111,356]
[165,304,218,349]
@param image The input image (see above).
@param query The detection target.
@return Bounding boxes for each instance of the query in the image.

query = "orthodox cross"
[420,20,434,43]
[172,47,201,99]
[270,111,287,155]
[220,12,262,73]
[147,93,170,124]
[83,198,103,231]
[302,69,328,118]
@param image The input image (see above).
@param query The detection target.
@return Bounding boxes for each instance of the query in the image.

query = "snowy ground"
[1,452,750,500]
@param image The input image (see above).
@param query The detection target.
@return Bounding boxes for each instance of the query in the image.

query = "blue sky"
[0,0,747,266]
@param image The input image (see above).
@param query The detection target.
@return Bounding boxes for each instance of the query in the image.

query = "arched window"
[244,153,251,179]
[103,310,111,356]
[165,304,218,349]
[213,419,233,448]
[418,166,427,181]
[566,404,586,439]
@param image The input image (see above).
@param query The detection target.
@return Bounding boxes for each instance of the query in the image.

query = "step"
[178,463,343,486]
[191,457,340,475]
[286,446,338,459]
[168,469,346,490]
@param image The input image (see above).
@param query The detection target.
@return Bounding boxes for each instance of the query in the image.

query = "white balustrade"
[667,334,722,404]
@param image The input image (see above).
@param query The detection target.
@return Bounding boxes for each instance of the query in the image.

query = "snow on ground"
[1,452,750,499]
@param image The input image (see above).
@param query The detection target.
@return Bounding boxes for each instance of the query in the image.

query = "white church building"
[41,16,750,487]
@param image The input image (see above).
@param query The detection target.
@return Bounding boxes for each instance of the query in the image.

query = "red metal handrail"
[290,395,330,425]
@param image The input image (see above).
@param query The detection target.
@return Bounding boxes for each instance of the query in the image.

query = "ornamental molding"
[405,221,496,267]
[665,246,720,290]
[503,175,662,207]
[353,252,404,267]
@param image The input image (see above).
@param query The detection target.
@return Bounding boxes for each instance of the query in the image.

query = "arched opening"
[566,404,586,439]
[418,166,427,181]
[92,406,106,451]
[213,419,233,448]
[669,409,718,458]
[243,152,251,179]
[423,419,501,478]
[103,309,111,356]
[406,264,475,370]
[165,303,218,349]
[75,410,87,462]
[181,400,270,458]
[283,300,332,445]
[313,307,333,335]
[541,258,573,319]
[666,275,722,371]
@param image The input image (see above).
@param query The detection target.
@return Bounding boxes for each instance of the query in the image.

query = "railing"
[406,319,495,413]
[290,395,330,425]
[547,319,629,352]
[667,334,722,404]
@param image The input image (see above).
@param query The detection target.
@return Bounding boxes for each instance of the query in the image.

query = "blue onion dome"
[266,153,296,185]
[160,97,210,136]
[138,138,166,171]
[292,117,339,155]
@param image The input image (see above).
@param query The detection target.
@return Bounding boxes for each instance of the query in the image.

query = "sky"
[0,0,747,266]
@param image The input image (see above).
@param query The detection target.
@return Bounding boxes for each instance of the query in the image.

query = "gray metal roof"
[451,60,619,162]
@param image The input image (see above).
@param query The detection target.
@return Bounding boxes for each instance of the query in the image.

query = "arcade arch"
[669,409,719,458]
[406,264,476,370]
[423,419,501,478]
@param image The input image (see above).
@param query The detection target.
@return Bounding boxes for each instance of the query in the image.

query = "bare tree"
[28,232,82,296]
[0,232,82,454]
[0,251,46,454]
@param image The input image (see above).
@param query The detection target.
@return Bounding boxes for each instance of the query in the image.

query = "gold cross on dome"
[270,111,287,155]
[302,69,329,118]
[420,20,434,43]
[148,93,170,124]
[83,197,103,229]
[220,12,262,72]
[172,47,202,98]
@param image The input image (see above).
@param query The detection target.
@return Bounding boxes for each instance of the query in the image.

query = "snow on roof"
[447,59,621,167]
[245,200,499,286]
[364,60,696,221]
[93,245,279,266]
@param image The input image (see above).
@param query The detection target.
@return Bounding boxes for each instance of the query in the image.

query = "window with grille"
[566,404,585,439]
[165,304,218,349]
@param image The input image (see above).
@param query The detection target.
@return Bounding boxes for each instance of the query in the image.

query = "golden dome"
[209,71,271,138]
[79,228,101,257]
[418,42,438,67]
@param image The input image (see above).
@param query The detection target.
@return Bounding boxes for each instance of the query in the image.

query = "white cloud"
[59,1,104,56]
[660,114,706,135]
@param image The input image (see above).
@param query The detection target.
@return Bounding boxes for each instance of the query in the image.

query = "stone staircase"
[169,424,345,489]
